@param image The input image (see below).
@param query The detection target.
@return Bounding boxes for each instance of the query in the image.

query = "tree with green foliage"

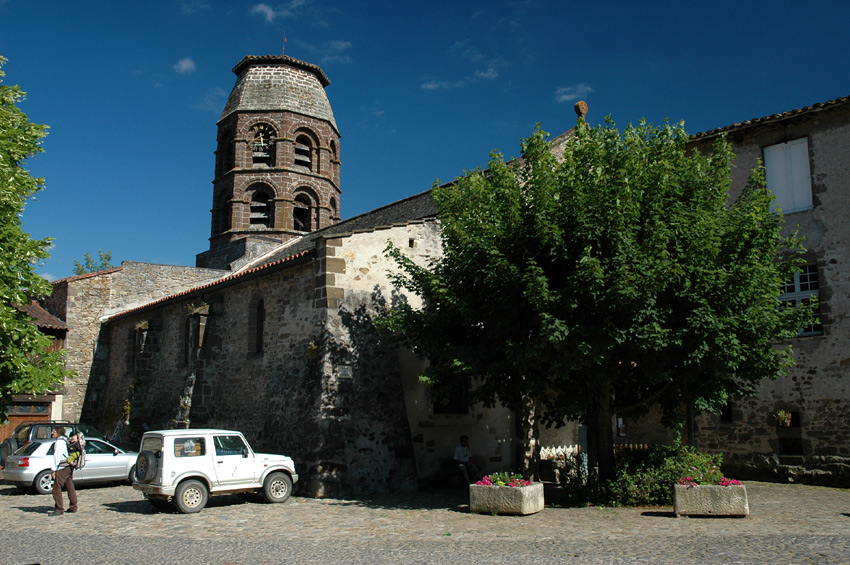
[0,56,71,421]
[73,249,113,275]
[381,118,810,483]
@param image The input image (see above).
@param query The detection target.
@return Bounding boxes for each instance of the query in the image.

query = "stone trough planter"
[673,484,749,517]
[469,482,544,515]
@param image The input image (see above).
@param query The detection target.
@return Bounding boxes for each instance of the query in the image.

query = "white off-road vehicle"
[133,429,298,513]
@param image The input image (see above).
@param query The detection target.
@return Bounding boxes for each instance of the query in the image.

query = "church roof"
[691,94,850,141]
[220,55,337,130]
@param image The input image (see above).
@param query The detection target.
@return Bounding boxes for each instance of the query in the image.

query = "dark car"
[1,421,118,467]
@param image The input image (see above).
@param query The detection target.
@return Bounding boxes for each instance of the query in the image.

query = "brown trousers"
[52,466,78,512]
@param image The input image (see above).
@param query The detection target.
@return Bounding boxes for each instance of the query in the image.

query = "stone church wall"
[328,220,519,485]
[44,262,225,424]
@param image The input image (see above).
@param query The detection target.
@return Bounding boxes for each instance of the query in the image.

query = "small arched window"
[294,134,313,172]
[249,123,275,167]
[249,185,274,229]
[212,190,232,235]
[293,193,313,232]
[248,297,265,356]
[329,197,338,222]
[217,131,235,177]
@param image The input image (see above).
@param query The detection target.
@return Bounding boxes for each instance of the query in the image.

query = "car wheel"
[146,495,172,510]
[174,480,208,514]
[127,465,136,485]
[134,451,157,483]
[1,438,18,467]
[34,469,54,495]
[262,472,293,504]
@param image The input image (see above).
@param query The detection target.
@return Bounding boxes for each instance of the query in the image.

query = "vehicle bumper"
[1,470,37,486]
[134,483,176,496]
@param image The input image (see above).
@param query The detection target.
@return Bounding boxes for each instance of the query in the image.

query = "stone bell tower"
[196,55,341,270]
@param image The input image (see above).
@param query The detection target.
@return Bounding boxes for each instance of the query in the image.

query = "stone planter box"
[673,484,749,517]
[469,482,544,515]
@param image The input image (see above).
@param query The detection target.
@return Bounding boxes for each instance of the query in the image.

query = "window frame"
[780,263,822,337]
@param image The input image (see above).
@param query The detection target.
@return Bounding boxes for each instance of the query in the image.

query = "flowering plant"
[677,465,741,487]
[476,472,531,487]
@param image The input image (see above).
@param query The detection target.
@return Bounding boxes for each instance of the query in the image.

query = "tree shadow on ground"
[313,485,472,513]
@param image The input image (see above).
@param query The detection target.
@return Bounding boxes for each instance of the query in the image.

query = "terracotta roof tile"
[17,301,68,330]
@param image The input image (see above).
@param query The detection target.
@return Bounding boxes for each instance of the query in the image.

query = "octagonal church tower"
[196,55,341,270]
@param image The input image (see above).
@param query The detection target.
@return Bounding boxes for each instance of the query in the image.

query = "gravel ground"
[1,479,848,564]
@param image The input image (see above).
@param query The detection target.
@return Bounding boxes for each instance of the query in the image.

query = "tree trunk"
[587,380,615,483]
[515,395,539,480]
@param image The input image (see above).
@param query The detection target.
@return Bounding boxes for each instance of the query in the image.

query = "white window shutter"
[764,138,812,214]
[787,138,812,212]
[764,143,790,213]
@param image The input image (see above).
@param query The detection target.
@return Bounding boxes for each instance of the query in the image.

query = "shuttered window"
[764,138,812,214]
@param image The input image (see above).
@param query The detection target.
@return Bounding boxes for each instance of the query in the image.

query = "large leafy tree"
[381,119,809,482]
[0,56,70,420]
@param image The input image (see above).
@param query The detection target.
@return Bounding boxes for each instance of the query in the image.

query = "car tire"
[262,472,293,504]
[1,437,18,467]
[135,451,157,483]
[174,480,208,514]
[34,469,54,495]
[127,465,136,485]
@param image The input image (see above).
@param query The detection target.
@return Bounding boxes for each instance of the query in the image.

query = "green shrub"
[557,440,723,506]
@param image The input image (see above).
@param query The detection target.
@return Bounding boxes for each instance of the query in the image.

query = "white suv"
[133,429,298,513]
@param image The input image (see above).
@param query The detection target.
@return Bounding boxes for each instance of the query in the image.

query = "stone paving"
[1,479,849,563]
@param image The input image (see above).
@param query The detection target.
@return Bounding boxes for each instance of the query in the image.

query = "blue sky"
[1,1,848,281]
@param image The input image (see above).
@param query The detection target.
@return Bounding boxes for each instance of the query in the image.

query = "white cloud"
[474,68,498,79]
[250,1,307,23]
[555,83,593,103]
[173,58,197,75]
[251,3,276,22]
[178,0,211,15]
[193,86,228,113]
[321,40,352,64]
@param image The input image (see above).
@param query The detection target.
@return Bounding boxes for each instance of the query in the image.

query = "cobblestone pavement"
[1,479,849,564]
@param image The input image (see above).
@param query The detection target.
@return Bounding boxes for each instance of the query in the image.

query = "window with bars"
[780,264,822,336]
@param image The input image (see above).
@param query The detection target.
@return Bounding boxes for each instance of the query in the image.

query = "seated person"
[453,435,482,484]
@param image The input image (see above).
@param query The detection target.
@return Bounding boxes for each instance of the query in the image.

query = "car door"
[212,434,255,486]
[76,439,123,482]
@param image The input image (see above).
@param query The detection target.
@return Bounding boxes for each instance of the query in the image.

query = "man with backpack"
[48,426,79,515]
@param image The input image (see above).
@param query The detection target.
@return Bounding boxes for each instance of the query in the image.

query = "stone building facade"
[625,96,850,484]
[43,263,225,422]
[38,51,849,492]
[690,96,850,483]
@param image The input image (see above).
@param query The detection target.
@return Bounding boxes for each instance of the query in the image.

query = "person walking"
[48,425,78,515]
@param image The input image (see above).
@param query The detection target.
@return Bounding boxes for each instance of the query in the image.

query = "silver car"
[3,438,138,494]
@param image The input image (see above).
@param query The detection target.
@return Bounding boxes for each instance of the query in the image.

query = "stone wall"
[686,102,850,482]
[329,221,520,484]
[43,262,225,424]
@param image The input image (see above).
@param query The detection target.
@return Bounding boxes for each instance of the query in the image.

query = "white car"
[132,429,298,513]
[3,438,138,494]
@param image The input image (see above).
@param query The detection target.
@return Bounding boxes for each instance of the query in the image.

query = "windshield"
[75,424,106,440]
[14,442,42,456]
[141,437,163,453]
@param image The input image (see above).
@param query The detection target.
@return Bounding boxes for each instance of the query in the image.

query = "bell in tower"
[196,55,341,270]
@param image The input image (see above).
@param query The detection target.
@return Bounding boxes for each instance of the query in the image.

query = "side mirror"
[242,447,248,458]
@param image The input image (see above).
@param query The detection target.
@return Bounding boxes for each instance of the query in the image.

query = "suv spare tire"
[1,437,18,467]
[135,451,157,483]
